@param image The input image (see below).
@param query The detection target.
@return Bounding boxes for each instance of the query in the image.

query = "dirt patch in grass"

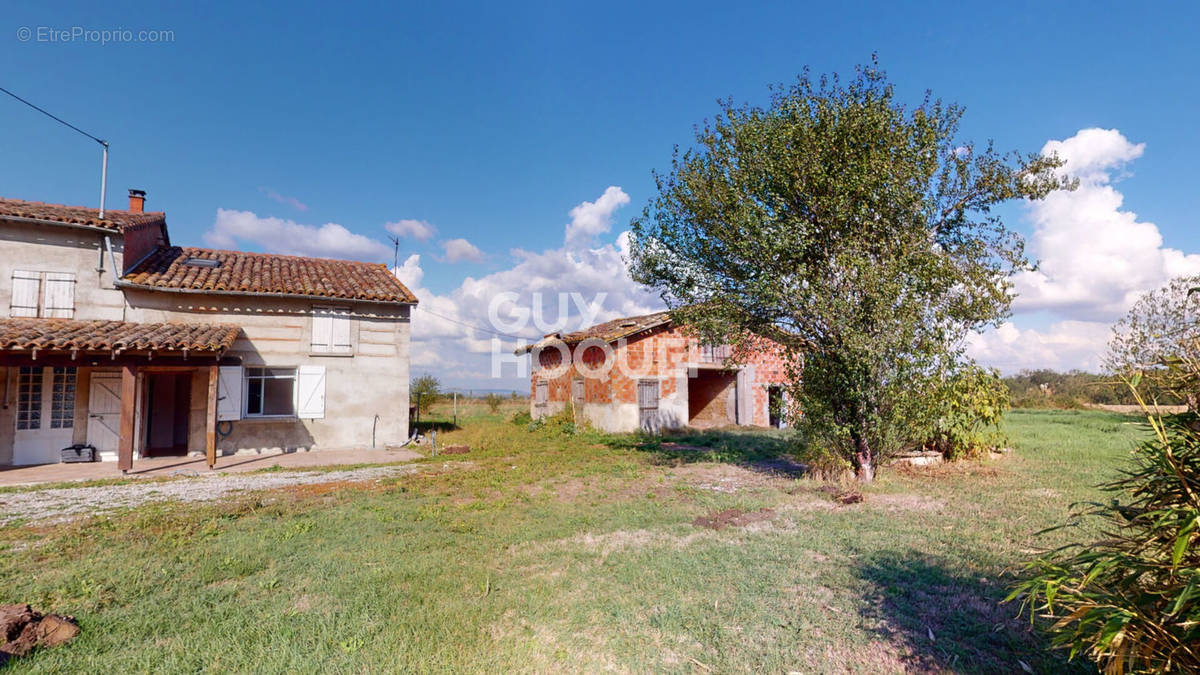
[692,507,775,530]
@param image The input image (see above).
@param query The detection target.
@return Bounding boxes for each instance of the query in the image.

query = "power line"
[413,305,542,342]
[0,85,107,147]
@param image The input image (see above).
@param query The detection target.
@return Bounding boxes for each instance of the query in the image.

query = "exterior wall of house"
[530,325,791,433]
[0,223,128,464]
[122,289,412,454]
[0,221,127,321]
[0,219,413,464]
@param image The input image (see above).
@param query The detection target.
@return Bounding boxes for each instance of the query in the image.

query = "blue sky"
[2,1,1198,387]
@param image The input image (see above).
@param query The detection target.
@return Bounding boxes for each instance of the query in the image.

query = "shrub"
[509,410,532,426]
[411,375,441,414]
[925,366,1009,459]
[484,393,503,414]
[1008,408,1200,672]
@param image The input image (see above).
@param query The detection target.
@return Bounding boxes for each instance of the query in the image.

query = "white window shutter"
[297,366,326,419]
[217,366,243,421]
[331,310,352,352]
[11,271,40,317]
[43,273,75,318]
[311,311,332,353]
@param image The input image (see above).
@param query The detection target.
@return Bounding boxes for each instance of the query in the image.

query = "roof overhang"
[0,318,240,367]
[114,280,419,307]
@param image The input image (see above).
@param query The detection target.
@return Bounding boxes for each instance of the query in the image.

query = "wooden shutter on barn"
[10,271,40,317]
[42,272,76,318]
[637,379,660,433]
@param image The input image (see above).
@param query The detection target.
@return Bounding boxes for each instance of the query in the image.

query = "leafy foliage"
[1010,370,1200,673]
[484,393,504,414]
[1003,369,1147,409]
[628,58,1072,480]
[1108,275,1200,410]
[410,375,441,414]
[925,366,1008,459]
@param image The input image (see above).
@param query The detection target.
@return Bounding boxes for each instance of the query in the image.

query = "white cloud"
[966,320,1113,373]
[564,186,631,248]
[969,128,1200,373]
[386,218,436,242]
[394,253,424,290]
[1013,128,1200,322]
[205,209,391,261]
[400,187,662,389]
[258,187,309,212]
[442,238,485,263]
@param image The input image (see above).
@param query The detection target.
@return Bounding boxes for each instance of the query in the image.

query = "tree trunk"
[855,436,875,483]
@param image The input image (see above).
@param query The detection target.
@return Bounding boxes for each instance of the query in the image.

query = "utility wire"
[0,85,107,147]
[413,305,542,343]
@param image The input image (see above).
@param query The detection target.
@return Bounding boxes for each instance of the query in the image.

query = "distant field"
[0,408,1142,672]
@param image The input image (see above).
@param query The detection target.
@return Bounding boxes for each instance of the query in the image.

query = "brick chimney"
[128,189,146,213]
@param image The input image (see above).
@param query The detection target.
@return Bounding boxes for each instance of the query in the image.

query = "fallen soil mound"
[0,604,80,664]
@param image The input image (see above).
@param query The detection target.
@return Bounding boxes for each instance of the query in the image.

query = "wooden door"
[637,379,659,434]
[87,373,123,461]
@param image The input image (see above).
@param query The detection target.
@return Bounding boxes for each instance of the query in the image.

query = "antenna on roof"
[0,85,110,217]
[386,234,401,272]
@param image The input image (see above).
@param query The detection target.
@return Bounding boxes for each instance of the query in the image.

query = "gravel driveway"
[0,464,426,526]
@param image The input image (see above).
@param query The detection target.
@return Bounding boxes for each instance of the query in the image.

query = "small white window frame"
[242,366,299,419]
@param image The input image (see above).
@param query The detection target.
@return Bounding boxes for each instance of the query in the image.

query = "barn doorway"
[143,373,192,457]
[688,370,737,428]
[768,385,786,428]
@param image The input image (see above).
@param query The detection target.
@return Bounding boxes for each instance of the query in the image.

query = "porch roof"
[0,318,240,356]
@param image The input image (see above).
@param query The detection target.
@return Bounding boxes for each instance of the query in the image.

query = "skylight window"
[184,258,220,268]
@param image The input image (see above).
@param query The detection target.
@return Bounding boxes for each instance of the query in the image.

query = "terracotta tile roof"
[121,246,418,304]
[0,318,240,354]
[0,197,166,232]
[517,311,672,353]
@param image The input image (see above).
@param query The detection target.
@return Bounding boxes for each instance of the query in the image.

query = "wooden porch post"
[117,364,136,472]
[206,364,218,468]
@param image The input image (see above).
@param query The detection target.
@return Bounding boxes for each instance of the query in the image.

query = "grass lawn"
[0,404,1144,673]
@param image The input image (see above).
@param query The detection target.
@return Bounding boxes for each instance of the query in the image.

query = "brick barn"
[519,311,793,433]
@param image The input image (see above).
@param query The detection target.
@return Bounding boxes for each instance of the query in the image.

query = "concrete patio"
[0,447,425,487]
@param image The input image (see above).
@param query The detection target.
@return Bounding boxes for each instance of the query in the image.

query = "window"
[311,307,352,354]
[50,367,76,429]
[572,378,585,403]
[184,257,221,268]
[244,367,297,417]
[16,366,41,430]
[535,380,548,407]
[10,271,75,318]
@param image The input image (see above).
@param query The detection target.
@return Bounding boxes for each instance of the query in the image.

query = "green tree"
[628,59,1072,480]
[410,374,440,414]
[1107,275,1200,410]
